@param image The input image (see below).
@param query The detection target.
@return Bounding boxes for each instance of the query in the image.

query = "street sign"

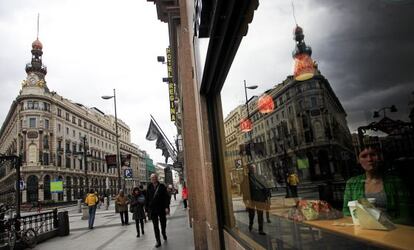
[124,168,133,180]
[15,180,25,191]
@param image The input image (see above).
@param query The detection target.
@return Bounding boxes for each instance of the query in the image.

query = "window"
[209,2,414,249]
[58,123,61,132]
[65,157,71,168]
[27,101,34,109]
[66,113,70,121]
[66,127,69,135]
[43,135,49,149]
[29,118,36,128]
[45,119,49,129]
[43,153,49,165]
[57,108,61,117]
[44,102,50,111]
[57,155,62,167]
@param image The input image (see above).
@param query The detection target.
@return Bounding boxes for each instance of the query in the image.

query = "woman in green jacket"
[342,146,410,224]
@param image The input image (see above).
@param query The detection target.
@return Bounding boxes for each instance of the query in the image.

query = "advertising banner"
[51,180,63,193]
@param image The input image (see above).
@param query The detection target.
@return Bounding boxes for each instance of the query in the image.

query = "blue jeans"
[88,206,96,228]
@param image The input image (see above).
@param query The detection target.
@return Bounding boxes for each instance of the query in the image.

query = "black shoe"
[162,234,167,241]
[155,242,161,248]
[248,225,252,232]
[259,231,267,235]
[122,223,125,226]
[142,230,145,235]
[267,219,271,223]
[136,234,140,238]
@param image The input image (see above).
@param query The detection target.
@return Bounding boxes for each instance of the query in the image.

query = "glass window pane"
[217,1,414,249]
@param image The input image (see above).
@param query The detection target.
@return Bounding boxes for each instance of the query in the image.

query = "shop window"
[209,1,414,249]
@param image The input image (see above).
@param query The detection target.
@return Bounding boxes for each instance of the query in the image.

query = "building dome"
[32,39,43,50]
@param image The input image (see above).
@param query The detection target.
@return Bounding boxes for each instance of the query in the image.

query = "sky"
[1,0,414,164]
[221,0,414,133]
[0,0,174,164]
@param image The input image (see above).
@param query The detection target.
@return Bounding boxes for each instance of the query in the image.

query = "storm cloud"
[222,0,414,132]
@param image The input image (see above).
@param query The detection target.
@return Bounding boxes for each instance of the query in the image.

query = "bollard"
[81,204,89,220]
[104,197,109,210]
[77,199,82,213]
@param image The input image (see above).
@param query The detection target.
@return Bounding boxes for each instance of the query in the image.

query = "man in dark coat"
[241,164,270,235]
[145,173,170,248]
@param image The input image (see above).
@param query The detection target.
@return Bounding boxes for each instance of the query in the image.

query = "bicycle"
[0,209,37,250]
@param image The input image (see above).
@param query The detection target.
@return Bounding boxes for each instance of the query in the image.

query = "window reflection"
[219,1,414,249]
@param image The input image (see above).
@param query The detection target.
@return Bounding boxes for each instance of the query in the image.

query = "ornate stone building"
[224,72,355,185]
[0,37,140,204]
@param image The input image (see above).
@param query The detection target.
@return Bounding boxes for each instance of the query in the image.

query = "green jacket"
[342,174,410,224]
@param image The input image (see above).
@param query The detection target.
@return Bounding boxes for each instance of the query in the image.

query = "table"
[303,217,414,250]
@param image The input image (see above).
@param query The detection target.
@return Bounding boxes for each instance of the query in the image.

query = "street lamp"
[373,105,397,118]
[243,80,258,131]
[102,89,122,192]
[242,80,258,163]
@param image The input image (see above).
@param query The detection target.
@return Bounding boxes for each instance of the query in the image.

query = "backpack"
[86,194,97,206]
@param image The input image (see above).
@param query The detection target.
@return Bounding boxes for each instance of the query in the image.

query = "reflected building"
[225,72,355,184]
[0,37,140,204]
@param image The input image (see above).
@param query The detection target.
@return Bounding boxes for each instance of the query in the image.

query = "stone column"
[177,1,220,248]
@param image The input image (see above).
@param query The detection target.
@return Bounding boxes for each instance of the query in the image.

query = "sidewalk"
[33,197,194,250]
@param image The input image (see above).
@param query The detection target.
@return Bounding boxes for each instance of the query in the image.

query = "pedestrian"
[85,189,99,229]
[130,187,146,237]
[182,182,188,209]
[173,186,177,201]
[145,173,170,248]
[287,171,300,197]
[240,164,269,235]
[94,191,100,209]
[139,184,148,222]
[116,189,129,225]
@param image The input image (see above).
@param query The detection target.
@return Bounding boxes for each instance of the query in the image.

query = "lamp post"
[81,136,89,190]
[102,89,122,192]
[373,105,397,118]
[243,80,258,162]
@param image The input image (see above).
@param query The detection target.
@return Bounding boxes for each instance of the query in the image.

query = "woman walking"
[130,187,146,237]
[182,182,188,209]
[116,190,129,225]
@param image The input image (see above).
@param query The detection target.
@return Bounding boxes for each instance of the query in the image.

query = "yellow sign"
[166,47,176,122]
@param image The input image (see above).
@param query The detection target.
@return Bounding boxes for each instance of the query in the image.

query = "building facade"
[0,37,139,204]
[225,74,355,190]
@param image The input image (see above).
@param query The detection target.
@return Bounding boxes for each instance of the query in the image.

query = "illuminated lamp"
[240,118,253,132]
[293,54,315,81]
[292,25,315,81]
[258,94,275,114]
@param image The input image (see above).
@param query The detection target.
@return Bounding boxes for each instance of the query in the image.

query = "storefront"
[148,0,414,249]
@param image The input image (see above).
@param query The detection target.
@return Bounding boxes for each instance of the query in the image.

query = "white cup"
[348,200,359,225]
